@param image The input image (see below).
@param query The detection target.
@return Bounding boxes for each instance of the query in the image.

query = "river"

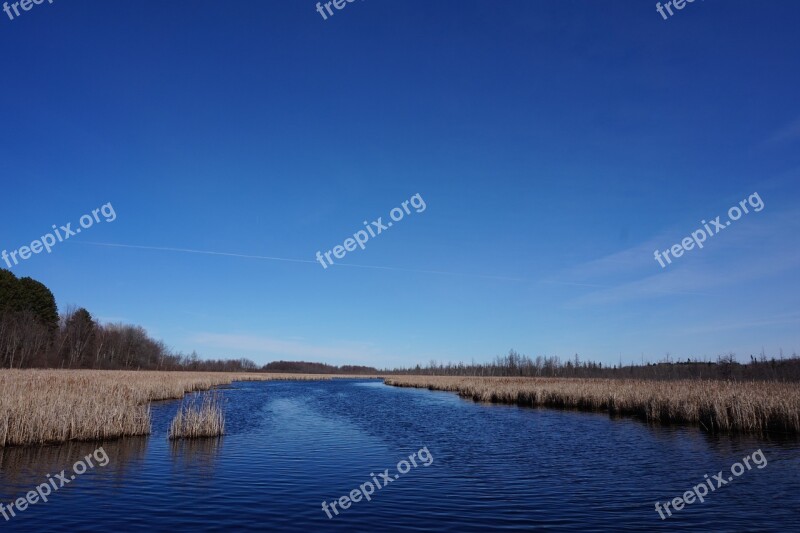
[1,378,798,531]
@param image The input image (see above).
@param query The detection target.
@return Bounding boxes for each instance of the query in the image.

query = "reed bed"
[169,392,225,440]
[384,376,800,435]
[0,370,368,447]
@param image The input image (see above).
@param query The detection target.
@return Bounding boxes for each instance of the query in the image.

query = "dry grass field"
[5,370,796,446]
[0,370,370,447]
[384,376,800,435]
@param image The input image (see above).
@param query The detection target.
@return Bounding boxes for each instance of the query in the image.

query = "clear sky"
[1,0,798,368]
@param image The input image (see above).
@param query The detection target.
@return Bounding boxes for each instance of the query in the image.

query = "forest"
[0,269,257,371]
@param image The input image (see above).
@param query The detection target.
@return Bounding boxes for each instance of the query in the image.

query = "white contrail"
[77,241,706,294]
[77,241,526,281]
[79,241,318,264]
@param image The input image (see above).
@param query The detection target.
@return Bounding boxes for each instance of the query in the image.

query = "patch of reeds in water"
[169,393,225,440]
[0,370,373,447]
[384,376,800,435]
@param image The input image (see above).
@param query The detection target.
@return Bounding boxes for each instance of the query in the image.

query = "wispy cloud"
[679,311,800,335]
[552,234,673,282]
[554,208,800,307]
[764,115,800,144]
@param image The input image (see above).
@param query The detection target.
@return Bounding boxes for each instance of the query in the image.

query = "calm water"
[1,379,798,531]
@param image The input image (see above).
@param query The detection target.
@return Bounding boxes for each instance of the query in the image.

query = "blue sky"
[1,0,798,368]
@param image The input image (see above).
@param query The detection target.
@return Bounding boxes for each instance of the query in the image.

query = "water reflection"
[169,437,223,477]
[0,437,147,493]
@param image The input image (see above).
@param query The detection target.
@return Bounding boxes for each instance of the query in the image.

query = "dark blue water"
[1,379,798,531]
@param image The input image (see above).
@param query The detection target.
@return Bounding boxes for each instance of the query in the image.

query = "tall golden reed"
[169,392,226,440]
[384,376,800,434]
[0,370,366,447]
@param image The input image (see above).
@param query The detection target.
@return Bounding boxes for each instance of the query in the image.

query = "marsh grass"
[169,392,226,440]
[0,370,369,447]
[384,376,800,435]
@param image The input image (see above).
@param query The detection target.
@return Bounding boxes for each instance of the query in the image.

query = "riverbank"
[383,376,800,435]
[0,370,374,447]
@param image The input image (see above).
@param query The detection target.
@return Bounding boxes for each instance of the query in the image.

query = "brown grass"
[0,370,371,447]
[384,376,800,435]
[169,392,225,440]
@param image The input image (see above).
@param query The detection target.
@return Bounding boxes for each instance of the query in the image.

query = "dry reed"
[0,370,371,447]
[384,376,800,435]
[169,392,225,440]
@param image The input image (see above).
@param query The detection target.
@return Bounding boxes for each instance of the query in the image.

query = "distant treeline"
[0,269,258,371]
[262,361,378,374]
[4,270,798,381]
[390,350,800,382]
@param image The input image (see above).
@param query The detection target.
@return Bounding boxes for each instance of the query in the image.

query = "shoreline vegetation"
[2,370,798,449]
[0,370,374,447]
[383,376,800,435]
[169,392,226,440]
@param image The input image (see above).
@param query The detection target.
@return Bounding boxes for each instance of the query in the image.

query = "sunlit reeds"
[169,392,225,440]
[384,376,800,435]
[0,370,370,447]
